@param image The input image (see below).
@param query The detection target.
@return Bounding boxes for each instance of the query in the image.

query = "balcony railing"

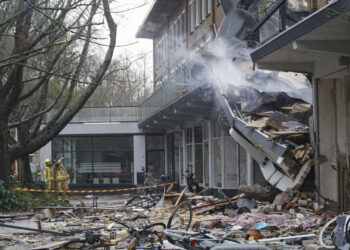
[44,106,139,124]
[139,81,195,121]
[253,0,328,44]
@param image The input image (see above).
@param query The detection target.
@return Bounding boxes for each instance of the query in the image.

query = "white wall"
[317,74,350,203]
[60,122,141,135]
[133,135,146,185]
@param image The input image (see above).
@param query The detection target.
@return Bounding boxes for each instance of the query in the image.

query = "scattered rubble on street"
[0,186,337,249]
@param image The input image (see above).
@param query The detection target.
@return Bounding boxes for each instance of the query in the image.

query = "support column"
[133,135,146,185]
[246,155,254,186]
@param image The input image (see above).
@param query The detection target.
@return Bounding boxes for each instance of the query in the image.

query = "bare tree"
[0,0,117,184]
[86,52,152,107]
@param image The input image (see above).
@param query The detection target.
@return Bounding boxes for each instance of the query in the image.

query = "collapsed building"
[135,0,319,197]
[37,0,349,211]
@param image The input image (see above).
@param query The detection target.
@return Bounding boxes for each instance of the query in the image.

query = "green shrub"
[0,177,33,212]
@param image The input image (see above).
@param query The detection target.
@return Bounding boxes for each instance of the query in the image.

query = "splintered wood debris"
[0,190,335,249]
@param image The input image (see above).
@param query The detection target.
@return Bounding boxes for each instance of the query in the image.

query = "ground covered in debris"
[0,187,337,250]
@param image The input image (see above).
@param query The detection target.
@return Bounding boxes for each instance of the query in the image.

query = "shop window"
[194,127,203,143]
[174,133,182,182]
[52,136,133,185]
[213,137,222,187]
[146,135,165,150]
[203,122,210,186]
[146,135,165,179]
[53,139,64,152]
[194,127,203,183]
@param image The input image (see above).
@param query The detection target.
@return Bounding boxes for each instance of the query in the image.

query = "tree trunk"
[17,154,33,186]
[17,121,34,186]
[0,118,11,184]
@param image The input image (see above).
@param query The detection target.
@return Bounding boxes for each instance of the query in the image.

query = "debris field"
[0,186,336,249]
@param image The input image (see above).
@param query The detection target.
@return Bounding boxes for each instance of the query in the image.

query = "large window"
[212,121,222,187]
[185,127,204,184]
[186,128,193,174]
[194,127,203,183]
[190,1,195,32]
[146,135,165,179]
[203,121,210,186]
[167,133,182,182]
[52,136,134,185]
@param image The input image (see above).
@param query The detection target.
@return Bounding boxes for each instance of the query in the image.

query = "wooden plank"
[175,186,188,206]
[31,241,70,250]
[165,193,181,197]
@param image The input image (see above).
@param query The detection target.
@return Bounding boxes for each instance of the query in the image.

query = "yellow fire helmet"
[45,158,51,164]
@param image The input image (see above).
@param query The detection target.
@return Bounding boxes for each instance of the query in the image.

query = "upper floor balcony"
[44,106,139,124]
[250,0,350,73]
[254,0,331,45]
[139,81,197,122]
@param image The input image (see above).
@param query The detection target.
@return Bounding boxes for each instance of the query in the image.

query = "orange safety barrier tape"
[13,182,178,193]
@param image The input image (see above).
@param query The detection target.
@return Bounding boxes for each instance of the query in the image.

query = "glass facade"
[146,135,165,179]
[167,133,181,182]
[213,122,222,187]
[52,136,134,185]
[203,122,210,186]
[194,127,203,183]
[224,136,238,188]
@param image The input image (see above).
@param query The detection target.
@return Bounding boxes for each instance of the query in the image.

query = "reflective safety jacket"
[44,165,54,182]
[56,164,69,181]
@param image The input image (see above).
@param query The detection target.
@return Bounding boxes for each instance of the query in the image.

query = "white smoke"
[183,37,312,104]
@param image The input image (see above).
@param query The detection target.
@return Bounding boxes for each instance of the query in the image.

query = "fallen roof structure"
[220,86,313,191]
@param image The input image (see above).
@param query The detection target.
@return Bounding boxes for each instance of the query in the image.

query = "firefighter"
[55,157,70,203]
[43,159,54,190]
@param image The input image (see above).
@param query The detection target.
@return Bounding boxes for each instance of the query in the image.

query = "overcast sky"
[112,0,154,59]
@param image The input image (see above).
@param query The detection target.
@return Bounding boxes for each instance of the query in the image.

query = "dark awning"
[138,87,214,131]
[136,0,183,39]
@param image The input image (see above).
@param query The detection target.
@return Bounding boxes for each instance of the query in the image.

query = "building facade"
[136,0,259,193]
[39,107,165,188]
[250,0,350,210]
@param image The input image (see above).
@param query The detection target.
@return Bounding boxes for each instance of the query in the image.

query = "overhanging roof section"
[250,0,350,72]
[138,87,214,130]
[136,0,183,39]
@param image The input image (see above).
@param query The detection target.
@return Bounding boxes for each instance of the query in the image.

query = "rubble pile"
[224,86,315,189]
[0,189,336,249]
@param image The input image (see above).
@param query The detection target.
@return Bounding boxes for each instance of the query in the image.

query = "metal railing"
[139,80,195,121]
[44,106,140,124]
[254,0,325,44]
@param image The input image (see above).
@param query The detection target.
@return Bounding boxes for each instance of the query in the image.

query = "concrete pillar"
[133,135,146,185]
[246,155,254,186]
